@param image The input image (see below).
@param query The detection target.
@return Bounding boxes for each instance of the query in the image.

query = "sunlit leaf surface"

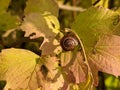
[0,48,39,90]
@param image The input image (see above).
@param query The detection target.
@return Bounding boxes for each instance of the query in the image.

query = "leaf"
[72,7,119,53]
[0,0,20,31]
[92,0,109,8]
[21,0,60,55]
[21,13,60,55]
[72,7,120,85]
[0,48,39,90]
[60,50,93,90]
[60,50,87,83]
[43,12,60,34]
[35,56,64,90]
[88,35,120,85]
[104,74,120,89]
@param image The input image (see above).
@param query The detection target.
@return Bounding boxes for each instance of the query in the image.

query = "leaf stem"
[58,4,86,12]
[78,38,94,89]
[78,39,89,65]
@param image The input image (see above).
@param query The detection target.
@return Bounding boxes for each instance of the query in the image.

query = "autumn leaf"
[21,0,60,55]
[72,7,120,86]
[0,48,39,90]
[88,35,120,85]
[35,56,64,90]
[60,49,93,90]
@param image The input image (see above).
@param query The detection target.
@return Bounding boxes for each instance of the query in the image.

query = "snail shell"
[60,35,79,51]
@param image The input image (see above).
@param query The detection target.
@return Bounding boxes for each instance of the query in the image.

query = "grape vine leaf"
[21,0,60,55]
[88,35,120,85]
[0,48,40,90]
[72,7,120,86]
[0,0,20,31]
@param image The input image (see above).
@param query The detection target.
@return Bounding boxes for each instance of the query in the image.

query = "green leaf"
[0,48,39,90]
[0,0,20,31]
[72,7,119,53]
[104,74,120,89]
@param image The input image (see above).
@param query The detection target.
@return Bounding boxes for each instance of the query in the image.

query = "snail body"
[60,35,79,51]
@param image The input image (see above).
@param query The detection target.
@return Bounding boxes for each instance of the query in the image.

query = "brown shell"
[60,35,79,51]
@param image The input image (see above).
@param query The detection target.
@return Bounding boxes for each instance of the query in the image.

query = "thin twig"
[58,4,86,12]
[72,0,77,19]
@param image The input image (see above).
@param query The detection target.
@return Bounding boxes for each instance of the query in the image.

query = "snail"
[60,34,79,51]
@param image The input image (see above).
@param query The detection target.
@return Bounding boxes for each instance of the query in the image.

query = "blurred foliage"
[58,0,93,29]
[95,72,120,90]
[0,80,6,90]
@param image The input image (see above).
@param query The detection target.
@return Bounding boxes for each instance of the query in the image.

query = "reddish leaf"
[88,35,120,85]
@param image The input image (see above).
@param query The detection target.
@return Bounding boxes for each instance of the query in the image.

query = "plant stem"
[72,0,77,19]
[58,4,86,12]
